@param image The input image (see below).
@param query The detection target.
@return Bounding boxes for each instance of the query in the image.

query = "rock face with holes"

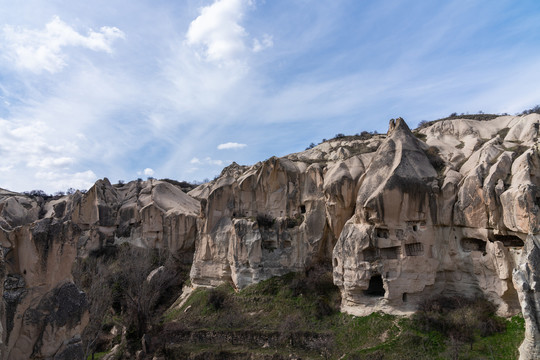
[190,115,539,359]
[0,179,199,359]
[188,139,376,289]
[1,114,540,359]
[329,116,539,360]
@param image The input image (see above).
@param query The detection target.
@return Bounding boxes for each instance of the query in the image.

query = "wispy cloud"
[217,142,247,150]
[1,0,540,193]
[2,16,124,73]
[35,169,96,191]
[252,34,273,52]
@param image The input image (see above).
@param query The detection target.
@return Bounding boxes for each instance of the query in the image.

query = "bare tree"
[73,256,113,360]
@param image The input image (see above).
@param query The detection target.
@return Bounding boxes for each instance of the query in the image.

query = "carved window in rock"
[300,205,306,214]
[380,246,401,260]
[363,247,378,262]
[461,238,486,253]
[375,228,389,239]
[405,242,424,256]
[493,234,524,247]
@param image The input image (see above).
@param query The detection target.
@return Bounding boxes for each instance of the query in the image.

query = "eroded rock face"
[0,179,199,359]
[191,115,539,359]
[1,114,539,359]
[189,148,371,289]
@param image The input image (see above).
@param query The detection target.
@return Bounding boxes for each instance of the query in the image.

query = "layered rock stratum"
[0,114,539,359]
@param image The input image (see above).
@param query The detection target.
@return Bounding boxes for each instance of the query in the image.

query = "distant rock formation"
[0,179,198,359]
[1,114,539,359]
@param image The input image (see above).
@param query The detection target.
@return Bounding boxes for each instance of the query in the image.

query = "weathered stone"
[0,179,199,359]
[1,113,540,359]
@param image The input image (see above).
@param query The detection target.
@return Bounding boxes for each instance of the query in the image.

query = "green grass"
[87,351,109,360]
[158,271,525,360]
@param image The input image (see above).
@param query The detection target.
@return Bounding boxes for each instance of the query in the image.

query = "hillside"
[0,114,539,359]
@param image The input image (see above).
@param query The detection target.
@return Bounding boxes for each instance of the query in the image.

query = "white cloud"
[186,0,259,63]
[143,168,155,176]
[189,156,224,166]
[34,156,75,169]
[252,34,273,52]
[34,170,97,192]
[217,142,247,150]
[205,157,224,166]
[2,16,124,73]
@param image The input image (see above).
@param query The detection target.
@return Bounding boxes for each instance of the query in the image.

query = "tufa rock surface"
[0,179,199,359]
[1,114,539,359]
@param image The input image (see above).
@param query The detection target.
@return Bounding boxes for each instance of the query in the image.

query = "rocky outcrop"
[189,144,373,289]
[0,179,199,359]
[1,114,539,359]
[190,114,540,359]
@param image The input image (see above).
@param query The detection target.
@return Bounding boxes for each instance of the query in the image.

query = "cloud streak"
[2,16,124,73]
[1,0,540,193]
[217,142,247,150]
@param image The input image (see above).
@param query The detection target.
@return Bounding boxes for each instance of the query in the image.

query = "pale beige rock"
[1,113,540,359]
[0,179,199,359]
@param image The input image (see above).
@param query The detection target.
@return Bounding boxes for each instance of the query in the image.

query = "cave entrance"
[363,274,385,297]
[461,238,486,253]
[493,234,524,247]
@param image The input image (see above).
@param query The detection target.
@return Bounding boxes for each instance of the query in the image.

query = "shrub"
[497,127,510,140]
[207,289,226,310]
[412,295,506,350]
[473,138,489,151]
[425,146,445,172]
[24,190,51,199]
[285,214,304,228]
[520,104,540,115]
[414,132,428,141]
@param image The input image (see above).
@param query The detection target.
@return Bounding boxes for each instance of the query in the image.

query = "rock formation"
[0,179,198,359]
[0,114,539,359]
[189,115,539,359]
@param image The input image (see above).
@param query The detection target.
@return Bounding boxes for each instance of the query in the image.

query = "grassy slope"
[157,270,524,360]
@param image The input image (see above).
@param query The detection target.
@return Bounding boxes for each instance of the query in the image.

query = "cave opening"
[461,238,486,253]
[493,234,524,247]
[375,228,389,239]
[363,274,385,297]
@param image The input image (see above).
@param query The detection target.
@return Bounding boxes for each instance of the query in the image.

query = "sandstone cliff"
[189,115,539,359]
[0,114,539,359]
[0,179,198,359]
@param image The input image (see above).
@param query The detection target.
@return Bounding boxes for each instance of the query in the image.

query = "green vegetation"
[414,132,427,141]
[157,269,524,360]
[424,146,446,173]
[86,351,109,360]
[520,104,540,115]
[286,214,304,228]
[473,138,489,151]
[307,130,382,150]
[73,245,191,359]
[505,143,529,158]
[497,127,510,140]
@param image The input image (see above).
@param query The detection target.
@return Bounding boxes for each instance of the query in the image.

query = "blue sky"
[1,0,540,193]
